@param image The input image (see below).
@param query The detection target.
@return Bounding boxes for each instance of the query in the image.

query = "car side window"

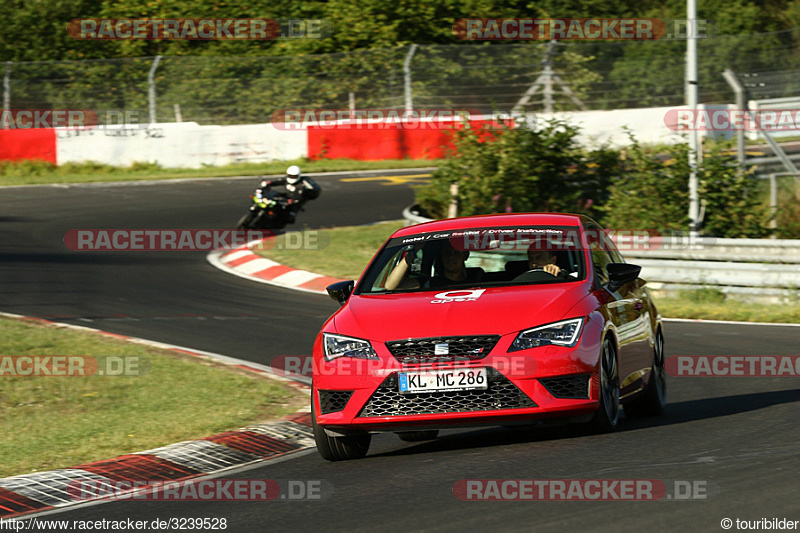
[591,248,614,285]
[602,234,625,264]
[585,222,614,285]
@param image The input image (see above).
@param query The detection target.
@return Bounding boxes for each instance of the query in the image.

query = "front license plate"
[398,368,488,393]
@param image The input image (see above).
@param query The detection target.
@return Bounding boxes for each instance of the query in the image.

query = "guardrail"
[402,206,800,301]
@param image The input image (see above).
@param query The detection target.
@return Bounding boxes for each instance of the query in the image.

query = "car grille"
[358,368,536,417]
[539,374,591,399]
[385,335,501,364]
[318,390,354,414]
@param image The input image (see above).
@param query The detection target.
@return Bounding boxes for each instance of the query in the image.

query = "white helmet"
[286,165,302,184]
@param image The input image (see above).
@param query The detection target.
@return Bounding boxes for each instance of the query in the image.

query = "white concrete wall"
[56,122,307,168]
[53,103,756,167]
[527,105,724,148]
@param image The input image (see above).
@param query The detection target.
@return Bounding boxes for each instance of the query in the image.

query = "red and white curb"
[207,237,345,295]
[0,312,313,519]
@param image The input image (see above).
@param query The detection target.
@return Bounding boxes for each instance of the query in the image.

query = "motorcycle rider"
[255,165,321,224]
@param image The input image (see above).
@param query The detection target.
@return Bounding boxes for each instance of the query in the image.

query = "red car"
[312,213,666,461]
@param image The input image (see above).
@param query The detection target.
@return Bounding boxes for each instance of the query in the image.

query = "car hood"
[333,283,589,340]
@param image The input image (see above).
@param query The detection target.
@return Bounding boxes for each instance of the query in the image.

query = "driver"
[527,244,570,279]
[256,165,321,224]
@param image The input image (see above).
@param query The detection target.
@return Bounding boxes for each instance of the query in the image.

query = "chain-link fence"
[3,28,799,125]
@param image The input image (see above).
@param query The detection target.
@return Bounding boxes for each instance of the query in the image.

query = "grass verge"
[653,289,800,324]
[0,159,443,186]
[0,316,306,478]
[253,223,800,323]
[252,220,407,280]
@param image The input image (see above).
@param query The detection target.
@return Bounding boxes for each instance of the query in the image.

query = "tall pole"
[3,62,11,129]
[687,0,700,237]
[722,69,745,167]
[403,44,418,113]
[148,55,163,125]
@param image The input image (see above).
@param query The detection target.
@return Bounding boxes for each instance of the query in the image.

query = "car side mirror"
[606,263,641,291]
[326,280,354,306]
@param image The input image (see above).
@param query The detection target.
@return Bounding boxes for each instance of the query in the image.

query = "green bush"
[599,133,691,231]
[417,120,784,238]
[0,159,57,176]
[416,118,621,220]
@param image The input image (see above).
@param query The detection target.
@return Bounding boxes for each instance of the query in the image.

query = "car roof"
[390,212,587,239]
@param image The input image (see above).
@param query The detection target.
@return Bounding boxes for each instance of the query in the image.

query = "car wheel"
[624,329,666,418]
[588,338,620,433]
[312,395,371,461]
[396,430,439,442]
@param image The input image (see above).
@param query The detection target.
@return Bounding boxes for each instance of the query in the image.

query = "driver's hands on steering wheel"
[542,264,561,276]
[527,265,561,276]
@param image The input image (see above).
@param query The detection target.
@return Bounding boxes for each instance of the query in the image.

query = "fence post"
[769,173,778,236]
[3,62,11,128]
[722,69,746,168]
[448,182,458,218]
[148,55,163,125]
[403,44,418,113]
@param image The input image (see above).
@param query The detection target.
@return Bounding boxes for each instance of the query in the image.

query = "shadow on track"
[367,388,799,459]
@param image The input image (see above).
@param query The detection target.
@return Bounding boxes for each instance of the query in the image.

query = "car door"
[585,222,647,399]
[601,233,653,397]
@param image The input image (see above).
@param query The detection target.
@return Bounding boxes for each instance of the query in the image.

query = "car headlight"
[323,333,377,361]
[509,318,584,352]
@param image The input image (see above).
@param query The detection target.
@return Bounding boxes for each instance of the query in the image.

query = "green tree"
[416,117,621,219]
[699,146,770,238]
[599,135,690,231]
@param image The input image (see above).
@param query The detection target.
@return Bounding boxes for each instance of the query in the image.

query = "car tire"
[588,338,620,433]
[312,395,371,461]
[624,329,666,418]
[396,430,439,442]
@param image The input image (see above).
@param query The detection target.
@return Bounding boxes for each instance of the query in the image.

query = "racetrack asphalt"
[1,171,798,532]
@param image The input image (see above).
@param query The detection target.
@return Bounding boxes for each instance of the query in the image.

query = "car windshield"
[357,225,586,294]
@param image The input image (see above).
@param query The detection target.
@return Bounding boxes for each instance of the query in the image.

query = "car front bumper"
[313,332,604,432]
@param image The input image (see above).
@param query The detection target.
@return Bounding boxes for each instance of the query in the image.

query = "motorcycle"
[236,188,294,230]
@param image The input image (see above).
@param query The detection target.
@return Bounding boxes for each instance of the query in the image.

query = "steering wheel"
[513,267,557,282]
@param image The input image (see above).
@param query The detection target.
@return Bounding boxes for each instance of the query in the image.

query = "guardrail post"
[448,182,459,218]
[769,173,778,235]
[3,61,11,129]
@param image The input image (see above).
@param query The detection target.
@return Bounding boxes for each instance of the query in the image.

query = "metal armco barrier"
[634,259,800,288]
[402,206,800,299]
